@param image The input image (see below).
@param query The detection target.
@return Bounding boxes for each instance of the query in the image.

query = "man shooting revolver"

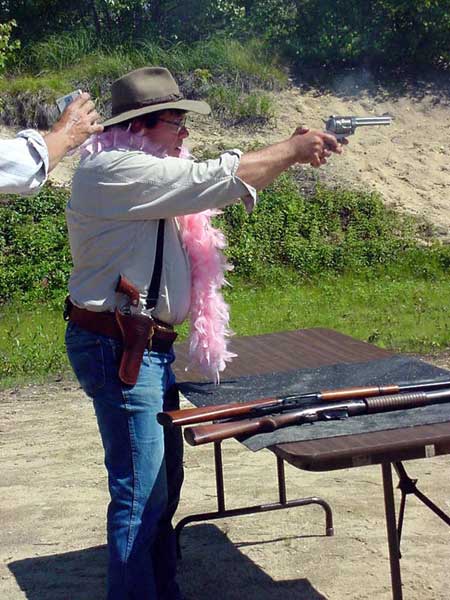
[64,66,345,600]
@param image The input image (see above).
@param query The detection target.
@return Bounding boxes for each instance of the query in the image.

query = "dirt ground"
[1,370,449,600]
[1,76,450,599]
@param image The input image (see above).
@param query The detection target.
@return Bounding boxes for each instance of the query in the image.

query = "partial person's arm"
[0,130,49,195]
[0,92,102,195]
[236,127,344,190]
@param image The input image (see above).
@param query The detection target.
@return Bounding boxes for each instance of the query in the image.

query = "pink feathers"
[178,211,236,383]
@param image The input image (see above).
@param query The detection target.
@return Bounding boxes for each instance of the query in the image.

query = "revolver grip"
[116,274,140,307]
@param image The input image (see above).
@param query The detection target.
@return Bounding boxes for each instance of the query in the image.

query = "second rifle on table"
[183,387,450,446]
[157,379,450,428]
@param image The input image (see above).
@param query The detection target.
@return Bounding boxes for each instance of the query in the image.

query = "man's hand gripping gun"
[115,274,154,386]
[325,115,393,140]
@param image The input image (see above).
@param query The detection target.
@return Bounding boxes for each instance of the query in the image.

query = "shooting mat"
[173,329,450,451]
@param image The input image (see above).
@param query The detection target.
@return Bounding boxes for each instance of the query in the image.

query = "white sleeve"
[0,130,49,195]
[71,149,257,219]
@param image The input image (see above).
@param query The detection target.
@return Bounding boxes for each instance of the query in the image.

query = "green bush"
[280,0,450,69]
[1,34,286,129]
[216,173,426,280]
[0,172,447,306]
[5,1,450,77]
[0,19,20,74]
[0,185,71,303]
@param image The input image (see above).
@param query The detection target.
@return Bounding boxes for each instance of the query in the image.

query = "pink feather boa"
[81,128,236,382]
[177,211,236,382]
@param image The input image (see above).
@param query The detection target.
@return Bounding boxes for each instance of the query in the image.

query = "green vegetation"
[3,269,450,388]
[227,271,450,352]
[0,34,283,127]
[5,1,450,72]
[0,300,68,387]
[0,186,71,304]
[4,177,448,306]
[1,175,450,387]
[0,19,20,74]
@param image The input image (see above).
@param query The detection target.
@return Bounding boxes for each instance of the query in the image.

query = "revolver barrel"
[352,116,392,127]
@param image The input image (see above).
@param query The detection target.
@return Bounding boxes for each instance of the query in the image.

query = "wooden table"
[173,328,450,600]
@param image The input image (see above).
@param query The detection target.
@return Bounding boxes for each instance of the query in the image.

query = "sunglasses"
[157,116,188,132]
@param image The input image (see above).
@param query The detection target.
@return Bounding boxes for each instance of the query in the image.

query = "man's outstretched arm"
[236,127,344,190]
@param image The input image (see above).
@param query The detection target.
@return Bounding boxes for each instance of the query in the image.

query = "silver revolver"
[325,115,393,140]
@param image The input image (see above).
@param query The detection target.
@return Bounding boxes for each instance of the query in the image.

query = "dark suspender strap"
[146,219,165,310]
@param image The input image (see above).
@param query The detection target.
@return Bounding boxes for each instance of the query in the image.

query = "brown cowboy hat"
[102,66,211,127]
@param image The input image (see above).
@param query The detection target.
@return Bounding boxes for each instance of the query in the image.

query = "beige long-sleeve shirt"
[67,147,256,324]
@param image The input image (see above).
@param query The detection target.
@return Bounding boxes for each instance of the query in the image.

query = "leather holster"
[115,308,154,386]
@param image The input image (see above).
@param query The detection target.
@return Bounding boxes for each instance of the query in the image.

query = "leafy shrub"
[216,172,427,280]
[278,0,450,69]
[0,19,20,74]
[0,185,71,303]
[0,34,286,129]
[0,173,447,306]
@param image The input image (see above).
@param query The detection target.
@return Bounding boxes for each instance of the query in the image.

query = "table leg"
[381,462,403,600]
[175,444,334,558]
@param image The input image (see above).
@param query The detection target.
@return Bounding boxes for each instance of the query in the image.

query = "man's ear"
[130,118,145,133]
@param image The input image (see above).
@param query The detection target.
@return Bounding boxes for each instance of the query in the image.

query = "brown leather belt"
[68,304,177,353]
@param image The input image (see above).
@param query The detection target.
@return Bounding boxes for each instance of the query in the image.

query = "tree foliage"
[0,19,20,74]
[3,1,450,71]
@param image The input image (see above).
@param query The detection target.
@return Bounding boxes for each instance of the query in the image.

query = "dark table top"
[172,328,393,381]
[173,328,450,470]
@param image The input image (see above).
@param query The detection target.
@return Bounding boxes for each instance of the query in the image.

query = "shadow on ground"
[8,524,327,600]
[8,545,107,600]
[178,524,327,600]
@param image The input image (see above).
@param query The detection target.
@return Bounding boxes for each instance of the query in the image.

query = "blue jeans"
[65,321,184,600]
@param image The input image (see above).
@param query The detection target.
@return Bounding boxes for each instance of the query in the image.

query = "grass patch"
[226,271,450,352]
[0,300,69,387]
[2,270,450,388]
[1,35,286,127]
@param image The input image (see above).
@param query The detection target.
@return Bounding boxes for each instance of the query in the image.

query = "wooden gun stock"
[157,397,285,427]
[184,415,280,446]
[116,274,140,307]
